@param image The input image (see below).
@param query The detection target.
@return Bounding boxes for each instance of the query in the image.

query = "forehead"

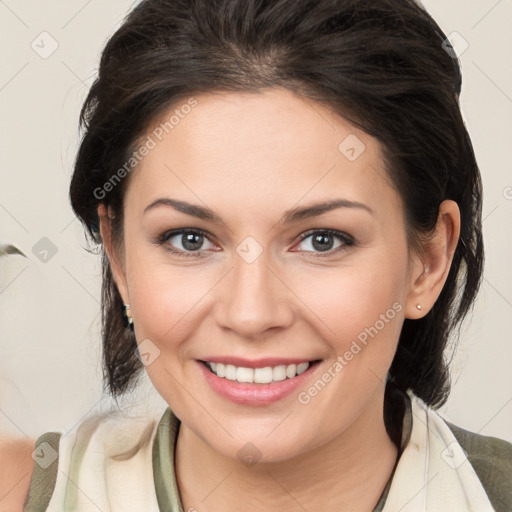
[126,87,401,223]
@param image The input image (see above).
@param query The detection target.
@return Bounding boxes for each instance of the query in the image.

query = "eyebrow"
[143,197,374,224]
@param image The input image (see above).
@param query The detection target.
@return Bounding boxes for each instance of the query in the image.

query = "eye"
[156,227,354,259]
[157,228,217,258]
[292,229,354,257]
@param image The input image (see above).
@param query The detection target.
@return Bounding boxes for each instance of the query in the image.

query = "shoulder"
[445,420,512,512]
[21,431,61,512]
[20,407,166,511]
[0,436,36,512]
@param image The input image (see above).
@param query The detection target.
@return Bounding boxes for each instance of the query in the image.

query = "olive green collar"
[152,407,184,511]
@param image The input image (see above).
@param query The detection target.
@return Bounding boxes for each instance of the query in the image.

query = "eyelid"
[296,228,354,245]
[157,227,214,245]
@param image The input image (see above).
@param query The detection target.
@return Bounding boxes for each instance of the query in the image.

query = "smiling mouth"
[199,359,322,384]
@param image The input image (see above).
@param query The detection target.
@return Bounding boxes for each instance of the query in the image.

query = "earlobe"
[97,203,129,304]
[404,259,431,319]
[404,200,461,319]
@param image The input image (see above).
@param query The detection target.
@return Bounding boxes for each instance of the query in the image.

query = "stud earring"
[123,303,133,326]
[416,304,422,310]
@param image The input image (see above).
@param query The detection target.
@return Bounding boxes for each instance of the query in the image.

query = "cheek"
[122,239,206,347]
[129,265,210,348]
[294,251,407,363]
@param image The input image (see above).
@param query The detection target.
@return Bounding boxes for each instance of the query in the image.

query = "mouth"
[196,357,324,406]
[198,359,322,385]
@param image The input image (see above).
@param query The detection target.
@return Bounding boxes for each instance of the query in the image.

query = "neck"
[175,388,398,512]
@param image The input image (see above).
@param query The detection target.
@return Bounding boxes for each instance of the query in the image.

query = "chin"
[202,418,324,466]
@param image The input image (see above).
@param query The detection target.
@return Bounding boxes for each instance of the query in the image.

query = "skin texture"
[98,87,460,511]
[0,438,35,512]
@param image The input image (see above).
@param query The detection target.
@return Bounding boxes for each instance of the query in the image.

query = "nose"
[215,247,294,339]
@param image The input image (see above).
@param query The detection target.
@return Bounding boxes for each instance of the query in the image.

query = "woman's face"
[105,87,425,462]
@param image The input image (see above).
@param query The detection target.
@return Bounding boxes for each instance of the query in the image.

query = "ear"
[97,203,130,304]
[404,199,461,319]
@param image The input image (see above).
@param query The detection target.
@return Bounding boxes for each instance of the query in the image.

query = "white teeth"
[236,367,254,383]
[225,364,237,380]
[286,364,297,378]
[206,361,312,383]
[296,362,309,375]
[254,367,273,384]
[272,365,287,381]
[215,362,225,377]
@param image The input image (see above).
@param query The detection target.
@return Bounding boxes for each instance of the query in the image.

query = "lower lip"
[196,360,322,406]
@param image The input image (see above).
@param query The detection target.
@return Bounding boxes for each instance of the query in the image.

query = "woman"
[2,0,511,510]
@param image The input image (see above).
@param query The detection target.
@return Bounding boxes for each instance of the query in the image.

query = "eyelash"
[156,228,355,259]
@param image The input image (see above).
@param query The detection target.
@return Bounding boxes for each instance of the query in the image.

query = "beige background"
[0,0,511,443]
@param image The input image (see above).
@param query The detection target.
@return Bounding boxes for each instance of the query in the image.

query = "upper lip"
[199,356,319,368]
